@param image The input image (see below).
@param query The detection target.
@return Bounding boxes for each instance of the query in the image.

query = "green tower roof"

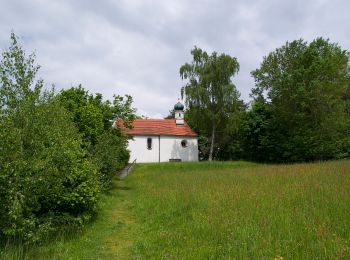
[174,101,184,111]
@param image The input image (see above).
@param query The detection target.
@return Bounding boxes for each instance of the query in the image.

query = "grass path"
[57,179,138,259]
[1,179,138,259]
[101,180,137,259]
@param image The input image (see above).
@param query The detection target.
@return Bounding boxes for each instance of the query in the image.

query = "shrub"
[58,88,135,191]
[0,33,99,243]
[0,101,100,243]
[92,129,130,191]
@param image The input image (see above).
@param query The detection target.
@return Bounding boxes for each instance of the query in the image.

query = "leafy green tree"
[250,38,350,161]
[0,33,99,243]
[111,94,136,128]
[241,99,275,161]
[180,47,242,161]
[58,86,105,147]
[58,87,136,190]
[0,33,42,112]
[215,103,246,160]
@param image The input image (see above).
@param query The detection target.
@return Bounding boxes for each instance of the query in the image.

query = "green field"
[2,160,350,259]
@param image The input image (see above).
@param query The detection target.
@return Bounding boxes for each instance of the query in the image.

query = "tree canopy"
[58,86,136,191]
[180,47,244,160]
[247,38,350,161]
[0,33,136,243]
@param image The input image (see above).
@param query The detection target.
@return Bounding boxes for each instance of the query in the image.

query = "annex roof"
[117,119,197,137]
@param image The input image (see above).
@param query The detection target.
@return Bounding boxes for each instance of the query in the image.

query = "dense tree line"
[244,38,350,162]
[0,33,135,243]
[181,39,350,162]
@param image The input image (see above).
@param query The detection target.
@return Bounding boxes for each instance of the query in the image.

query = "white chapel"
[118,101,198,163]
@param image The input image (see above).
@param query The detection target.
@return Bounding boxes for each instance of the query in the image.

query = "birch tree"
[180,47,241,161]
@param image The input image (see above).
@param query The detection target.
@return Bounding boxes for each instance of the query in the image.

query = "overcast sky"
[1,0,349,117]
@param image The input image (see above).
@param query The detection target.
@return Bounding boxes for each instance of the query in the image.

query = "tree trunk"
[208,125,215,161]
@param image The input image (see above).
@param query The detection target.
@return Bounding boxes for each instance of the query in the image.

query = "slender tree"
[180,47,241,161]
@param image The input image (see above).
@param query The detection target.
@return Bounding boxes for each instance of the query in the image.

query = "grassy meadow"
[1,160,350,259]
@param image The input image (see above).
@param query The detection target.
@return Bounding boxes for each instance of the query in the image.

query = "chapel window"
[147,137,152,150]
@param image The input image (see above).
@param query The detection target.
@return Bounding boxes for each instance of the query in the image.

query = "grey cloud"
[1,0,349,117]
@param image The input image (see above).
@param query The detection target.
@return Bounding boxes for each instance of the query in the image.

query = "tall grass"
[127,160,350,259]
[1,160,349,259]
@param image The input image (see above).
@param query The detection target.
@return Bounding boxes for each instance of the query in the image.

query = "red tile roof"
[117,119,197,137]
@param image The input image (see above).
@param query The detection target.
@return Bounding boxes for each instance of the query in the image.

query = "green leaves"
[180,46,243,160]
[57,86,135,191]
[0,34,100,243]
[0,32,135,243]
[112,94,137,129]
[248,38,350,162]
[0,33,42,112]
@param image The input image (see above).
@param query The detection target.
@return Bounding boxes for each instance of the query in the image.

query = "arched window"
[147,137,152,150]
[181,139,188,148]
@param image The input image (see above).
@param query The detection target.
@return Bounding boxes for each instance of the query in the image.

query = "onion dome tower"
[174,100,184,125]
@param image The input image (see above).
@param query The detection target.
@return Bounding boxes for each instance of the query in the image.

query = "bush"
[92,129,130,191]
[58,87,135,191]
[0,101,100,243]
[0,33,100,243]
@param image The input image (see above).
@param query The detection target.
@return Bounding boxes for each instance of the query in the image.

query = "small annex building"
[118,101,198,163]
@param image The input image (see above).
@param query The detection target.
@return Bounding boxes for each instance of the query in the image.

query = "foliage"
[248,38,350,162]
[0,33,99,243]
[240,99,274,161]
[92,128,130,190]
[58,87,135,190]
[57,86,106,147]
[111,94,136,128]
[180,46,244,160]
[197,135,210,161]
[0,178,133,259]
